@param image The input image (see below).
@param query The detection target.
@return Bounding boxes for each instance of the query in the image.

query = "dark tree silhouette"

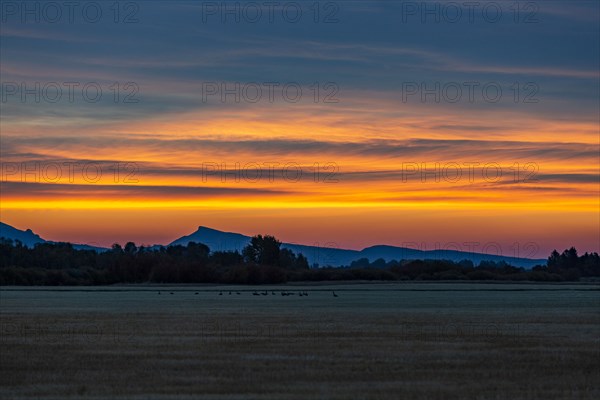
[0,237,597,285]
[243,235,281,266]
[124,242,137,254]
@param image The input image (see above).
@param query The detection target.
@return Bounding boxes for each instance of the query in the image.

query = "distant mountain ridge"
[170,226,546,268]
[170,226,249,251]
[0,222,546,268]
[0,222,106,252]
[0,222,46,248]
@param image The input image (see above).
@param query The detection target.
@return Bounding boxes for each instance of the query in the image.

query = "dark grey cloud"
[0,181,293,198]
[2,135,598,161]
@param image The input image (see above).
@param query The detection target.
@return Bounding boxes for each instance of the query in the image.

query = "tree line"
[0,235,598,285]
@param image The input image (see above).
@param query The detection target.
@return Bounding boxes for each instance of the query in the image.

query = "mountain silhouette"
[0,222,546,268]
[0,222,46,247]
[169,226,250,252]
[169,226,546,268]
[0,222,105,252]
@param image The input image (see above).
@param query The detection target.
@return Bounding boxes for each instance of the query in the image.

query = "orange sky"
[1,100,598,256]
[1,2,599,257]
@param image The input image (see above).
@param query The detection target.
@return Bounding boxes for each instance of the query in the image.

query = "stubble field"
[1,282,599,399]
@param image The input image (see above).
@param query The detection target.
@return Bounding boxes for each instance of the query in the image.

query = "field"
[1,282,599,399]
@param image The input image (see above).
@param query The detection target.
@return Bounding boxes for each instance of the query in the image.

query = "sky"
[1,0,599,258]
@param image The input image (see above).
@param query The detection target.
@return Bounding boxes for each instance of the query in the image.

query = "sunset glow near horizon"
[1,1,599,257]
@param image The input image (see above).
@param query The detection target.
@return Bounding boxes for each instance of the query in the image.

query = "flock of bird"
[158,290,338,297]
[248,290,310,296]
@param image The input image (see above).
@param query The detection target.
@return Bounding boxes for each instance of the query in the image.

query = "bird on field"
[219,291,223,295]
[158,291,161,295]
[194,292,199,295]
[170,292,174,295]
[332,291,338,297]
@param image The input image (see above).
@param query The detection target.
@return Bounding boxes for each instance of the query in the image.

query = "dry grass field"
[1,282,599,399]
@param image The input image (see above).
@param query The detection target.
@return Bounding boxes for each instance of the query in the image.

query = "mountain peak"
[169,225,251,251]
[0,222,45,247]
[195,225,247,237]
